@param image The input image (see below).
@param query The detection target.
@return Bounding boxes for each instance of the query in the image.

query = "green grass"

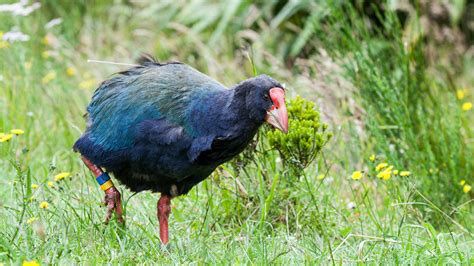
[1,0,473,264]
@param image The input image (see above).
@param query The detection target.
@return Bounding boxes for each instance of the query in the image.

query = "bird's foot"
[103,187,124,224]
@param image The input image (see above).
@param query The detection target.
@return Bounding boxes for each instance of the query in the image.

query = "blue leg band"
[96,173,111,185]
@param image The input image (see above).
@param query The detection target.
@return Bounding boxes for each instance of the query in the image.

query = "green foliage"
[267,96,332,174]
[315,3,474,221]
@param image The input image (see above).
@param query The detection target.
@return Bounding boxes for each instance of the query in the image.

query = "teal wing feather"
[86,63,226,150]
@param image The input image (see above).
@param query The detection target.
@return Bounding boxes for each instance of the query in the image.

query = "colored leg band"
[96,173,111,185]
[100,180,114,191]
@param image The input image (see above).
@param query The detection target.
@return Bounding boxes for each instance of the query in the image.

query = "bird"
[73,55,288,244]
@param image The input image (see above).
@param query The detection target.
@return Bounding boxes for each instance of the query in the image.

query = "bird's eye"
[264,94,269,100]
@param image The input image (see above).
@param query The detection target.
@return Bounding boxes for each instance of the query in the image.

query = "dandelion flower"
[456,90,465,100]
[79,79,97,90]
[22,260,40,266]
[460,180,466,186]
[0,134,14,142]
[27,217,38,224]
[463,184,472,193]
[66,67,75,76]
[41,36,50,45]
[400,171,411,177]
[41,51,49,59]
[47,181,54,188]
[54,172,70,181]
[39,201,49,209]
[393,170,399,175]
[375,163,388,171]
[462,102,472,111]
[11,129,24,135]
[369,154,376,162]
[41,71,56,85]
[316,174,325,180]
[351,171,363,180]
[377,170,391,180]
[31,184,39,189]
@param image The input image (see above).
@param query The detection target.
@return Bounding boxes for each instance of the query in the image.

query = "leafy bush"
[267,96,332,175]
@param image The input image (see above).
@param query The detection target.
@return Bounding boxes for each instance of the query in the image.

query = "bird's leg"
[157,194,172,244]
[81,156,124,224]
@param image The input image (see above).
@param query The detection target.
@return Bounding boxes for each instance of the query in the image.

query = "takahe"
[73,55,288,244]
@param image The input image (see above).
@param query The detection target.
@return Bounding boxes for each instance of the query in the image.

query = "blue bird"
[73,55,288,244]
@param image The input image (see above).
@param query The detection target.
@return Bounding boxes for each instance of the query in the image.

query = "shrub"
[267,96,332,176]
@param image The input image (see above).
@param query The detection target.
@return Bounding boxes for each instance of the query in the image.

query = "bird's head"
[238,75,288,133]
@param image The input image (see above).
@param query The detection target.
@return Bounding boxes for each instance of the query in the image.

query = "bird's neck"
[223,86,263,136]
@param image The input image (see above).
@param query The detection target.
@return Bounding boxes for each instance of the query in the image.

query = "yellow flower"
[39,201,49,209]
[42,36,50,45]
[41,51,49,59]
[22,260,40,266]
[47,181,54,188]
[369,154,376,162]
[463,184,472,193]
[24,61,32,70]
[41,71,56,85]
[351,171,363,180]
[400,171,411,177]
[375,163,388,171]
[462,102,472,111]
[66,67,76,76]
[31,184,39,189]
[11,129,25,135]
[79,79,97,90]
[377,170,392,180]
[0,40,9,49]
[0,134,14,142]
[393,170,399,175]
[456,90,465,100]
[54,172,71,181]
[460,180,466,186]
[316,174,325,180]
[27,217,38,224]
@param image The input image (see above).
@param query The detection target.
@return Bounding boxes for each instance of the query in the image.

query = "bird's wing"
[83,63,226,151]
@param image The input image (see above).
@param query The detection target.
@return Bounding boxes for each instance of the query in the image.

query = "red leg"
[81,156,124,224]
[157,194,172,244]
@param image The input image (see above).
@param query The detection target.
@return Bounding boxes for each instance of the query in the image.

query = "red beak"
[265,87,288,133]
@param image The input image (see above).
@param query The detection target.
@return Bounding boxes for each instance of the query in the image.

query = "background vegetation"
[1,0,473,264]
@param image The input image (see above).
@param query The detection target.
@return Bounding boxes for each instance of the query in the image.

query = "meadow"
[1,0,473,264]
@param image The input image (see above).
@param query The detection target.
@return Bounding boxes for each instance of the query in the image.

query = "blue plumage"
[74,57,282,195]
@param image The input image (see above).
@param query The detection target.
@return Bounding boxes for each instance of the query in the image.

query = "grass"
[1,0,473,264]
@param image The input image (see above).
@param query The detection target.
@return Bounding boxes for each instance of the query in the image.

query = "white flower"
[347,202,356,210]
[389,144,395,152]
[0,0,41,16]
[3,30,30,42]
[45,18,62,29]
